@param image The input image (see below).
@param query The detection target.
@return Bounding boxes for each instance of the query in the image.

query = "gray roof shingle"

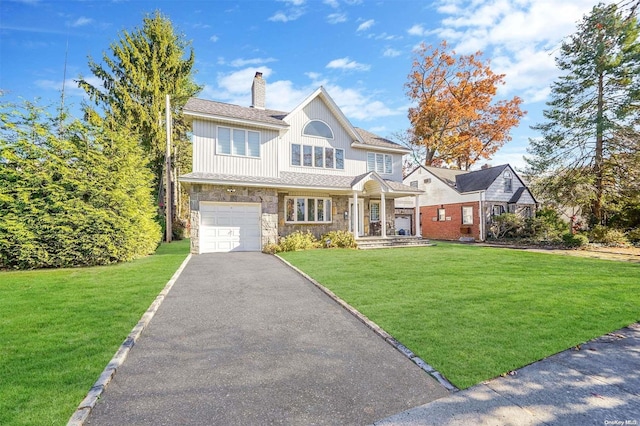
[455,164,509,192]
[354,127,406,150]
[184,98,288,127]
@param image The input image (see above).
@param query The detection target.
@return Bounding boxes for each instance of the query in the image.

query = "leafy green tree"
[526,2,640,226]
[78,11,201,198]
[0,100,160,269]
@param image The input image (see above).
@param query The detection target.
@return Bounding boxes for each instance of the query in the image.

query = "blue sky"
[1,0,613,169]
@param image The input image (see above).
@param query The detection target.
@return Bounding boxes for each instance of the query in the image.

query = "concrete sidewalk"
[85,253,448,425]
[374,323,640,425]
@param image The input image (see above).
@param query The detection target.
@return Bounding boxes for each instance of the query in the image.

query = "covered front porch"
[348,172,422,239]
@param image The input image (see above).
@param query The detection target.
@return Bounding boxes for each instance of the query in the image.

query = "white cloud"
[407,24,427,36]
[200,68,398,121]
[269,0,306,22]
[35,75,102,99]
[356,19,374,32]
[210,35,219,42]
[383,48,401,58]
[70,16,92,27]
[229,57,277,67]
[327,12,347,24]
[279,0,305,5]
[326,57,370,71]
[323,0,339,8]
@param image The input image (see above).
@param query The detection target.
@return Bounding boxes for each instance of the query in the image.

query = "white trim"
[284,196,333,224]
[184,111,288,130]
[351,142,410,154]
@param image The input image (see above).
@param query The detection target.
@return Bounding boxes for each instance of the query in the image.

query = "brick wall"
[420,201,481,241]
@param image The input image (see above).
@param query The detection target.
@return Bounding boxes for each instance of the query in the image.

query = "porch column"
[380,192,387,237]
[353,191,359,238]
[414,195,421,237]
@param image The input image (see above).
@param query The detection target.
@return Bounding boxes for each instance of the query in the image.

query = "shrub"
[489,213,523,239]
[262,243,281,254]
[562,232,589,248]
[172,219,187,241]
[590,225,629,246]
[524,207,569,242]
[277,231,320,252]
[626,228,640,244]
[321,230,358,249]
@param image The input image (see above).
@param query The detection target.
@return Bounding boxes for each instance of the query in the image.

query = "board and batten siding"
[192,120,280,178]
[485,168,534,203]
[279,97,404,180]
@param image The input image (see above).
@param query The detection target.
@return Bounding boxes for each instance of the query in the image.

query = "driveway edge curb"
[275,254,459,393]
[67,253,193,426]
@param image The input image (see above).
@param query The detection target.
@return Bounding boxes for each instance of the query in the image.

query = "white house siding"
[278,97,403,180]
[192,120,280,178]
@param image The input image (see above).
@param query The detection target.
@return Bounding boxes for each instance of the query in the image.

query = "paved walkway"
[375,323,640,425]
[86,253,448,425]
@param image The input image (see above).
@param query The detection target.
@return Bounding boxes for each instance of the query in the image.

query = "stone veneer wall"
[187,184,278,253]
[278,194,350,239]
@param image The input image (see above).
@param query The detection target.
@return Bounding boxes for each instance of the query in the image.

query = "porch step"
[356,237,434,250]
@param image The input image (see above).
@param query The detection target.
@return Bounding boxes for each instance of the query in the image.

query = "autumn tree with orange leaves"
[405,41,525,170]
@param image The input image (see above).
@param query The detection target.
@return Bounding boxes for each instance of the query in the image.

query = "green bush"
[562,232,589,248]
[489,213,523,239]
[524,207,569,242]
[590,225,629,246]
[321,230,358,248]
[626,228,640,244]
[277,231,320,252]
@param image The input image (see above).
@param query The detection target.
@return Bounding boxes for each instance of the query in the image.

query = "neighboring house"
[179,72,423,253]
[396,164,537,241]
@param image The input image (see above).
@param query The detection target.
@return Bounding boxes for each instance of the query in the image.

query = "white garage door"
[395,216,411,235]
[199,203,261,253]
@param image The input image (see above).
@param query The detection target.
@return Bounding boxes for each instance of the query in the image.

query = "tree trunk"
[593,72,605,225]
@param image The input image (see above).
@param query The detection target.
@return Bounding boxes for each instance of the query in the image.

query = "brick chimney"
[251,71,265,110]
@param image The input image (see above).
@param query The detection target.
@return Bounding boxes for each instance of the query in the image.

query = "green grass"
[0,239,190,426]
[280,243,640,389]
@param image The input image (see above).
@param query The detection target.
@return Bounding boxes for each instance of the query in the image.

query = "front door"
[349,199,365,237]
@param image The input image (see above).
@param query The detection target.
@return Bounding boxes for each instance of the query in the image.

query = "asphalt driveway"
[86,252,448,425]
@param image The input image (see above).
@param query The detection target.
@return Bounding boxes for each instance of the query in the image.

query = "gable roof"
[183,88,407,153]
[183,98,288,129]
[455,164,509,192]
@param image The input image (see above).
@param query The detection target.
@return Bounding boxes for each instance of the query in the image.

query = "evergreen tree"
[78,11,201,200]
[0,100,160,269]
[526,3,640,226]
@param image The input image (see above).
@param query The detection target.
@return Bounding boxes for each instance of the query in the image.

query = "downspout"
[479,191,486,241]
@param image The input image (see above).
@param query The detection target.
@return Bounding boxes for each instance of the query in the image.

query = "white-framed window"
[302,120,334,139]
[370,201,381,222]
[410,180,418,188]
[367,152,392,174]
[217,126,260,158]
[291,144,344,170]
[437,208,446,221]
[285,197,332,223]
[492,205,505,216]
[462,206,473,225]
[504,170,513,192]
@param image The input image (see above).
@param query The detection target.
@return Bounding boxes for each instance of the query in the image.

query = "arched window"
[303,120,334,139]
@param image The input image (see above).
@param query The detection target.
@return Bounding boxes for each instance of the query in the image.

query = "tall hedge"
[0,102,161,269]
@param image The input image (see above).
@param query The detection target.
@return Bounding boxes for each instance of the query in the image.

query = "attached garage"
[199,202,261,253]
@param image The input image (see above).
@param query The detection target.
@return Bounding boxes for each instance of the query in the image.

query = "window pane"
[286,198,295,221]
[336,149,344,169]
[292,144,301,166]
[325,199,332,221]
[314,146,323,167]
[376,153,384,173]
[367,152,375,171]
[232,129,246,156]
[303,120,334,138]
[307,199,316,221]
[303,145,313,167]
[217,127,231,154]
[370,202,380,222]
[438,208,446,221]
[325,148,334,168]
[317,200,324,221]
[462,206,473,225]
[385,155,392,174]
[247,131,260,157]
[297,198,305,221]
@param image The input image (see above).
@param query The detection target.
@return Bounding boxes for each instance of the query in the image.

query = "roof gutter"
[183,111,289,130]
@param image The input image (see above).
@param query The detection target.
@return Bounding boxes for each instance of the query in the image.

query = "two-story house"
[396,164,537,241]
[179,72,422,253]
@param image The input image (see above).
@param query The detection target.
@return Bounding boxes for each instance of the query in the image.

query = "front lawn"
[280,243,640,389]
[0,239,190,426]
